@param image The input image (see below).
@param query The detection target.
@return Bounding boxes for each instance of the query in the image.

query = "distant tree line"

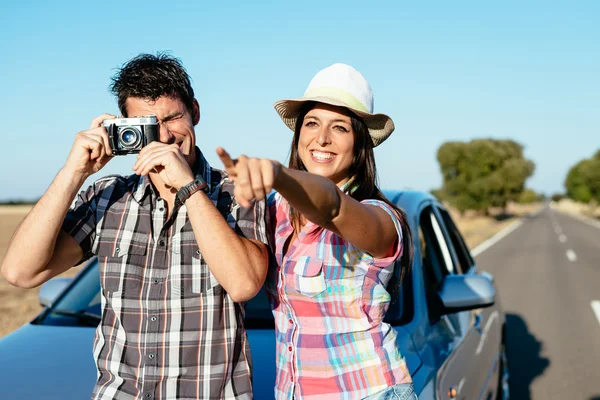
[0,199,39,205]
[432,139,537,214]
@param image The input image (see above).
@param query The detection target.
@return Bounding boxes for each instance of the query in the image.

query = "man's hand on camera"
[133,142,194,190]
[63,114,117,179]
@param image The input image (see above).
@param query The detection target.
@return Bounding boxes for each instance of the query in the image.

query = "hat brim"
[273,96,395,147]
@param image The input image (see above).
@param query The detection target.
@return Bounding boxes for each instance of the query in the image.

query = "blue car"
[0,191,509,399]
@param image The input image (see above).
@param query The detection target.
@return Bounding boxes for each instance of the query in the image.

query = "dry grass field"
[0,201,543,338]
[551,198,600,220]
[0,206,83,337]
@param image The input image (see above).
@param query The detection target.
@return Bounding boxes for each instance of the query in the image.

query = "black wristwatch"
[175,176,209,207]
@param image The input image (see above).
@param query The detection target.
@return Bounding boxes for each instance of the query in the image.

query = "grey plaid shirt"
[62,149,268,400]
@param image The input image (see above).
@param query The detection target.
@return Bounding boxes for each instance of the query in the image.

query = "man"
[1,53,269,399]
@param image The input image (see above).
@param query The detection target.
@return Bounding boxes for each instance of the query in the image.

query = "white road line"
[472,220,523,257]
[591,301,600,327]
[566,249,577,262]
[559,234,567,243]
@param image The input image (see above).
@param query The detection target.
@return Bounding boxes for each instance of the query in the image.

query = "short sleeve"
[360,199,403,268]
[61,184,98,264]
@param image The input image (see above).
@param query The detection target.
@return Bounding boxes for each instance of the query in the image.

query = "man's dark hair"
[109,52,195,117]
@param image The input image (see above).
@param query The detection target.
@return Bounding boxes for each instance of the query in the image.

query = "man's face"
[125,96,200,168]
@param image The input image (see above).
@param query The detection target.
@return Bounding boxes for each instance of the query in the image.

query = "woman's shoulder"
[360,198,398,216]
[359,198,403,236]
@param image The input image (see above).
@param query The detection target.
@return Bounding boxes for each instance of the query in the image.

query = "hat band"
[303,86,370,113]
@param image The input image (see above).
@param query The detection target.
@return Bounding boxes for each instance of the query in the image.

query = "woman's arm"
[217,148,398,259]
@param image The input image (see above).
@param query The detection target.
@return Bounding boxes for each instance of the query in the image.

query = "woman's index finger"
[216,147,236,169]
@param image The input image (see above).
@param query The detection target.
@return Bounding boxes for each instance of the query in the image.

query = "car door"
[417,205,469,400]
[436,206,502,399]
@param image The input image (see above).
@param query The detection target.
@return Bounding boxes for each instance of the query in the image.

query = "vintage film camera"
[101,116,159,155]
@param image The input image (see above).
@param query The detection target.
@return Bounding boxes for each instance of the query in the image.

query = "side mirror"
[439,274,495,314]
[38,277,73,307]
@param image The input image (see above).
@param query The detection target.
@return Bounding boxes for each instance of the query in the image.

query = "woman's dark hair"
[109,52,195,117]
[288,101,413,284]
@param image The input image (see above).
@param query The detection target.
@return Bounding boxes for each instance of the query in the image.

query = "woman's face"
[297,103,355,186]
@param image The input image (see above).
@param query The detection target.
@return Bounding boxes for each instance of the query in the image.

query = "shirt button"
[290,376,294,382]
[148,354,155,359]
[159,240,165,246]
[288,319,293,324]
[157,197,163,202]
[145,394,152,399]
[196,249,201,255]
[115,246,120,253]
[159,207,164,212]
[150,316,157,322]
[153,279,159,284]
[288,346,292,352]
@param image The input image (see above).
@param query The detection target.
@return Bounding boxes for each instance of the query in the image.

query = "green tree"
[565,149,600,203]
[518,189,539,204]
[436,139,535,213]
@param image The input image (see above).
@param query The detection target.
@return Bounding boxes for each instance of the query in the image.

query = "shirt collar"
[131,146,212,204]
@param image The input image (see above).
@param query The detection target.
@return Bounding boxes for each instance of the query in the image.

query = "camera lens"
[118,127,142,149]
[122,130,137,145]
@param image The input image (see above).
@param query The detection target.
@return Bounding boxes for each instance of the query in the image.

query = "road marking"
[566,249,577,262]
[591,301,600,327]
[472,220,523,257]
[559,234,567,243]
[554,226,562,235]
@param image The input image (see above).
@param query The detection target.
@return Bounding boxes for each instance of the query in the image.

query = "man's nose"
[159,124,175,144]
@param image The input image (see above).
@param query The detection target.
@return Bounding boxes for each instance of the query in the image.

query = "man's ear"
[192,99,200,125]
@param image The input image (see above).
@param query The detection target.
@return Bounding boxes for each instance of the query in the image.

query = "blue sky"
[1,0,598,200]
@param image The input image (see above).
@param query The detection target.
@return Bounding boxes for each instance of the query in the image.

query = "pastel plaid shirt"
[266,193,411,400]
[62,149,268,400]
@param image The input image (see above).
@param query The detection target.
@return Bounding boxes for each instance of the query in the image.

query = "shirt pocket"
[292,256,327,298]
[172,229,221,296]
[96,240,147,296]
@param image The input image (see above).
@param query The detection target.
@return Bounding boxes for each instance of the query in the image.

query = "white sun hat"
[273,63,395,147]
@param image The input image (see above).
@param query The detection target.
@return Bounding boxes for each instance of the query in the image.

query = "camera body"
[101,116,159,155]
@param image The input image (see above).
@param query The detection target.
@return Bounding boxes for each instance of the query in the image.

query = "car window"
[437,207,474,273]
[420,207,456,287]
[419,206,458,325]
[429,211,456,275]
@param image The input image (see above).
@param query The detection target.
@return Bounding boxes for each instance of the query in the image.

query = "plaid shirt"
[266,193,411,400]
[62,149,268,400]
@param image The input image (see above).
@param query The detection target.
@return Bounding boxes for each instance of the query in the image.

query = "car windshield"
[41,259,102,327]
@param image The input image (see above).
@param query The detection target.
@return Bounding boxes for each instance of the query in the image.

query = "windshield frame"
[33,258,101,327]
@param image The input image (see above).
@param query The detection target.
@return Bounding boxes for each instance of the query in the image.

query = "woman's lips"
[310,150,336,164]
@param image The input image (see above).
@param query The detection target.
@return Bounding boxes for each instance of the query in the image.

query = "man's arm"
[1,171,86,288]
[1,114,116,288]
[185,193,268,302]
[133,142,269,302]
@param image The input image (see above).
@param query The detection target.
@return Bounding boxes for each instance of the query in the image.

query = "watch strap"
[175,176,209,208]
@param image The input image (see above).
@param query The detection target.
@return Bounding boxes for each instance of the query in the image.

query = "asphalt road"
[475,206,600,400]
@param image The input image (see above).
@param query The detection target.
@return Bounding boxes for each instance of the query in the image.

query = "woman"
[218,63,416,399]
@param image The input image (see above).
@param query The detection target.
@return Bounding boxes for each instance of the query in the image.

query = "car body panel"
[0,324,97,399]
